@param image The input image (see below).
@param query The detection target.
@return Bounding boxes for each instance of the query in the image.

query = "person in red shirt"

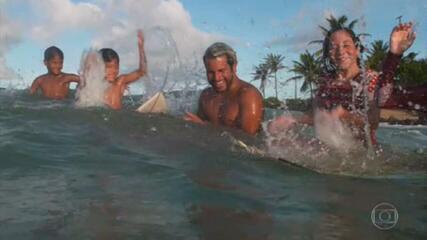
[269,22,416,146]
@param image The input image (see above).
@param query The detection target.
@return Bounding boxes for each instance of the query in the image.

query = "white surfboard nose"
[136,92,169,113]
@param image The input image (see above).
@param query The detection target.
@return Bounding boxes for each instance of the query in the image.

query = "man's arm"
[184,91,208,124]
[119,30,147,85]
[238,88,264,135]
[267,113,314,136]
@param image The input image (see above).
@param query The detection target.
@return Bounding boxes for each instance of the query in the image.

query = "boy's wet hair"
[44,46,64,61]
[99,48,120,63]
[203,42,237,68]
[322,27,365,74]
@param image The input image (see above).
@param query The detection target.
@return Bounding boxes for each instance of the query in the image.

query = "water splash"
[75,49,108,108]
[143,26,182,97]
[357,25,376,158]
[143,26,206,115]
[314,109,359,152]
[0,12,22,83]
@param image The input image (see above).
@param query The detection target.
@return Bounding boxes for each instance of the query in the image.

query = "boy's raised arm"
[119,30,147,85]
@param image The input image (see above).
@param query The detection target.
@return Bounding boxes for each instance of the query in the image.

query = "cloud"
[18,0,223,67]
[265,0,367,53]
[90,0,223,67]
[28,0,105,41]
[0,11,22,80]
[11,0,223,90]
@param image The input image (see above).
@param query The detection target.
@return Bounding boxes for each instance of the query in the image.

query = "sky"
[0,0,426,99]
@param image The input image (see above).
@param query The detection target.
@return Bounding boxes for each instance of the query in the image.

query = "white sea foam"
[379,122,427,129]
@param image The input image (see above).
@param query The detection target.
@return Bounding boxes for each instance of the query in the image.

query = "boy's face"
[44,55,63,75]
[104,59,120,82]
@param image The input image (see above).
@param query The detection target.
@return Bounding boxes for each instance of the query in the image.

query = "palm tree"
[396,52,419,86]
[287,51,321,100]
[402,52,418,62]
[251,63,270,96]
[265,53,285,98]
[285,75,299,100]
[320,15,358,35]
[366,40,389,71]
[309,14,370,56]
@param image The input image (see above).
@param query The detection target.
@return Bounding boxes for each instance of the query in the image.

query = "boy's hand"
[390,22,416,55]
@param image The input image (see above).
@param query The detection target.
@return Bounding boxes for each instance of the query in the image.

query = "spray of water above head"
[143,26,205,115]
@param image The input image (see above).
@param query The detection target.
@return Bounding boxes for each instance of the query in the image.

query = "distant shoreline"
[379,108,426,125]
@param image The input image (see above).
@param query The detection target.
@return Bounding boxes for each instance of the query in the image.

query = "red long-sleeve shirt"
[314,52,401,144]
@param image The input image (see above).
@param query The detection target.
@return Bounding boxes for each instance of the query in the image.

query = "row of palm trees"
[252,50,320,100]
[251,54,285,98]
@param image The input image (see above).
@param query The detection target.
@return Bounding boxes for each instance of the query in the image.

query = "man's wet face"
[45,55,63,75]
[104,59,120,82]
[205,55,235,93]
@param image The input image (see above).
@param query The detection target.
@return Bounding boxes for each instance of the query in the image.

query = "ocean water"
[0,90,426,239]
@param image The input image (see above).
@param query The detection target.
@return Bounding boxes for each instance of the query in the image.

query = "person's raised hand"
[390,22,416,55]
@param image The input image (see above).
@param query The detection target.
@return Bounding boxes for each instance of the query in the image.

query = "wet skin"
[30,55,80,100]
[103,58,128,110]
[185,55,264,135]
[328,30,361,82]
[103,30,147,110]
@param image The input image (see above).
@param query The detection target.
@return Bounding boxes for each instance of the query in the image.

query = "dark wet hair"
[203,42,237,68]
[322,27,365,74]
[44,46,63,61]
[99,48,120,63]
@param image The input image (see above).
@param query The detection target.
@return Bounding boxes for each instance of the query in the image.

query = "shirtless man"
[100,30,147,110]
[184,42,264,135]
[30,46,80,99]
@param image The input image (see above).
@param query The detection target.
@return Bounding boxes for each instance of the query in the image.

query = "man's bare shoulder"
[238,80,263,100]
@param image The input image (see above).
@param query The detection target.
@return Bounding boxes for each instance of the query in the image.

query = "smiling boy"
[100,30,147,110]
[30,46,80,100]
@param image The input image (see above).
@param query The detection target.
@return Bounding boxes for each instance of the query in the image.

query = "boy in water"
[30,46,80,99]
[100,30,147,110]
